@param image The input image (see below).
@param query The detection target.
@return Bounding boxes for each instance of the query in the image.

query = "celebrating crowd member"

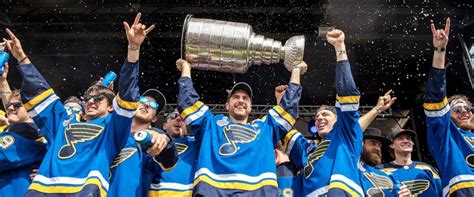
[107,13,178,197]
[3,14,140,195]
[148,108,198,196]
[281,29,364,196]
[379,129,442,196]
[175,51,306,195]
[423,17,474,196]
[0,62,47,196]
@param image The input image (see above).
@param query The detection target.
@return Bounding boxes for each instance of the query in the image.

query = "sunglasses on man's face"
[83,94,106,103]
[166,112,180,120]
[452,105,473,113]
[65,106,82,114]
[139,97,159,109]
[5,102,23,110]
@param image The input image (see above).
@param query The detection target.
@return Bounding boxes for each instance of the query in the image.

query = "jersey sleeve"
[177,77,214,141]
[108,59,141,151]
[281,128,309,169]
[17,63,69,142]
[423,68,450,141]
[333,60,362,152]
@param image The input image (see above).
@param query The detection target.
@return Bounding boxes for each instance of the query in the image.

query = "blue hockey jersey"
[277,162,302,197]
[359,162,397,196]
[108,128,178,197]
[423,67,474,196]
[149,136,199,196]
[177,77,301,196]
[379,161,442,197]
[0,123,47,196]
[18,60,139,197]
[282,60,363,196]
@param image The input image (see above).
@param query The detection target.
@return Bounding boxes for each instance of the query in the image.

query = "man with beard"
[379,129,442,197]
[423,18,474,196]
[148,109,199,196]
[109,88,178,197]
[359,128,403,196]
[0,61,47,196]
[175,48,306,195]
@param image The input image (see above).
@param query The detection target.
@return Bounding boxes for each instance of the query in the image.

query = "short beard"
[362,150,382,166]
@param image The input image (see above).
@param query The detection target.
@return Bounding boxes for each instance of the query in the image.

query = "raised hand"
[123,13,155,47]
[375,89,397,113]
[274,85,288,105]
[431,18,450,49]
[326,29,345,49]
[3,29,29,63]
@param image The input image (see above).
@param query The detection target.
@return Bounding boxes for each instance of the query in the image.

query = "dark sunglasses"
[65,106,82,114]
[83,94,106,103]
[5,102,23,110]
[452,105,473,113]
[166,112,180,120]
[139,97,159,109]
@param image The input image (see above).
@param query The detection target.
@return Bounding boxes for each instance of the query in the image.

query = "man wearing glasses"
[0,62,47,196]
[424,18,474,196]
[149,108,198,196]
[2,13,147,196]
[109,89,178,197]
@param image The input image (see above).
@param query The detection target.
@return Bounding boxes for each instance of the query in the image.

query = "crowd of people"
[0,13,472,197]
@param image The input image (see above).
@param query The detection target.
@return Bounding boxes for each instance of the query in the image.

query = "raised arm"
[175,59,212,140]
[359,90,396,131]
[3,28,66,141]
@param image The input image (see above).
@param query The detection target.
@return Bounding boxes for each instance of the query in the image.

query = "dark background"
[0,0,473,165]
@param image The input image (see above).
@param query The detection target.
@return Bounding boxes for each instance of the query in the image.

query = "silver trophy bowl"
[181,15,305,73]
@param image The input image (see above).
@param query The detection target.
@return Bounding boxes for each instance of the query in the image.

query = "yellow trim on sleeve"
[336,95,360,104]
[283,129,298,153]
[116,94,139,110]
[24,89,55,111]
[180,101,204,120]
[194,175,278,191]
[148,190,192,197]
[273,105,296,126]
[28,178,106,197]
[423,97,448,111]
[448,181,474,196]
[329,182,361,197]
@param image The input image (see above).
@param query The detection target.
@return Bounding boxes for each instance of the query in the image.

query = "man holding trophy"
[176,15,307,196]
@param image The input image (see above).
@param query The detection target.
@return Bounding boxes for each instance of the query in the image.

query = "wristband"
[18,56,28,64]
[336,50,346,57]
[128,44,140,51]
[434,47,445,52]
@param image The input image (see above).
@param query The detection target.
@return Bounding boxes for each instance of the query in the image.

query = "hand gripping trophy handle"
[181,15,305,74]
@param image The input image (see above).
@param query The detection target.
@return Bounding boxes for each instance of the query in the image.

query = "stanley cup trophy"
[181,15,305,74]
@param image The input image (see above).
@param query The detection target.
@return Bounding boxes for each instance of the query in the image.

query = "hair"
[448,94,471,106]
[6,89,22,106]
[84,85,115,105]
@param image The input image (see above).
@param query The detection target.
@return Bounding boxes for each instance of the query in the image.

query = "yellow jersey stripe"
[329,182,361,197]
[336,95,360,104]
[116,94,139,110]
[194,174,277,191]
[273,105,295,126]
[180,101,204,120]
[423,97,448,111]
[29,178,106,197]
[24,89,55,111]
